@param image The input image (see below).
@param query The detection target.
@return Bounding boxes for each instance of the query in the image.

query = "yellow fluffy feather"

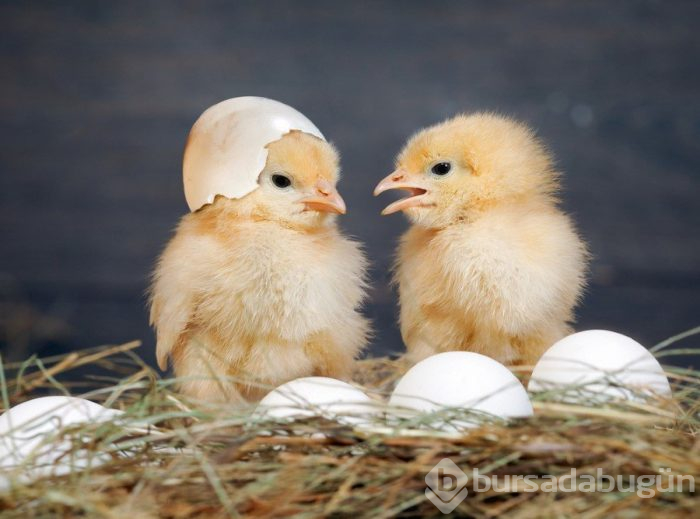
[375,113,588,366]
[150,131,369,403]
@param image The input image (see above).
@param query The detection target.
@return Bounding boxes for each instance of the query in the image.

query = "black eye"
[431,162,452,176]
[271,174,292,189]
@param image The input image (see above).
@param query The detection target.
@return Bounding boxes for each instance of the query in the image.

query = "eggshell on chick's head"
[528,330,672,404]
[254,377,381,428]
[183,96,325,211]
[0,396,123,489]
[389,352,533,431]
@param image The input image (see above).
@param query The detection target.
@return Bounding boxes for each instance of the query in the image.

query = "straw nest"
[0,328,698,518]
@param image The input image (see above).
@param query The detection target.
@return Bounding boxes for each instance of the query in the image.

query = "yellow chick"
[150,130,369,403]
[374,113,587,366]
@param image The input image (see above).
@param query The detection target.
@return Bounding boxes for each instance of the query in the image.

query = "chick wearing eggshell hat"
[183,96,326,211]
[150,97,369,403]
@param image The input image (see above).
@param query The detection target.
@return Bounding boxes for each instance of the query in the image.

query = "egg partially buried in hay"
[528,330,672,404]
[254,377,382,428]
[388,352,533,431]
[0,396,124,489]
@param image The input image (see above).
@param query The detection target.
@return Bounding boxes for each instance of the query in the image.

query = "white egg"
[254,377,381,428]
[528,330,672,403]
[388,352,533,431]
[0,396,123,489]
[183,96,325,211]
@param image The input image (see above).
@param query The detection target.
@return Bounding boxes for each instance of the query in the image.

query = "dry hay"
[0,329,698,518]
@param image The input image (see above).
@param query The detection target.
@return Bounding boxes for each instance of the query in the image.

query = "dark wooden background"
[1,1,698,368]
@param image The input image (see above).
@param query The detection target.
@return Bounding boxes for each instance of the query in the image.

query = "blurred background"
[1,1,698,368]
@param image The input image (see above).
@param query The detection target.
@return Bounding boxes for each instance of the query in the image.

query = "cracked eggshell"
[183,96,325,211]
[528,330,672,403]
[389,352,533,431]
[254,377,381,428]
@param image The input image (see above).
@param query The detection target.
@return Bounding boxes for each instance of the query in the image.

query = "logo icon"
[425,458,469,513]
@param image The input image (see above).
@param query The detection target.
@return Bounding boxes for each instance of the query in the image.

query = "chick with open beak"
[373,169,429,215]
[150,97,369,403]
[374,112,587,367]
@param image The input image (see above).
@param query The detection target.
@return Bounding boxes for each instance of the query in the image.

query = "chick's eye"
[271,174,292,189]
[431,162,452,176]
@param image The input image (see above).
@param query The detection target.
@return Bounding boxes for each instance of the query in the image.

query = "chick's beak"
[373,170,429,215]
[301,179,347,215]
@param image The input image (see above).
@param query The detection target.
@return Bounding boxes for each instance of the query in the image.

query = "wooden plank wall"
[1,1,698,366]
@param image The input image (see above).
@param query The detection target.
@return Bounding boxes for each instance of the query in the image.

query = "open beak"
[373,170,429,215]
[301,179,347,215]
